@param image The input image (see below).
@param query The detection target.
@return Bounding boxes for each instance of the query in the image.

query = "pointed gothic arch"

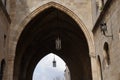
[14,1,95,56]
[11,2,97,80]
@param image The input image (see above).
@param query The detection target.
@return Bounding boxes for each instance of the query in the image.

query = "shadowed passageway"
[14,7,92,80]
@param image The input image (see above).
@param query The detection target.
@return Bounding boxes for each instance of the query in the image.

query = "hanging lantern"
[55,36,61,50]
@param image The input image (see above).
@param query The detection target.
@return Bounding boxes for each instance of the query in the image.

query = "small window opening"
[103,42,110,68]
[101,0,104,6]
[118,29,120,40]
[0,59,5,80]
[1,0,6,7]
[96,0,104,13]
[3,34,6,48]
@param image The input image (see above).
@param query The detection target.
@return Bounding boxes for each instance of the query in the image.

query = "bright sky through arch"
[33,53,66,80]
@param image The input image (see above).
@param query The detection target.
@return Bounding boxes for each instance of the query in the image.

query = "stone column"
[90,54,98,80]
[4,56,14,80]
[5,39,16,80]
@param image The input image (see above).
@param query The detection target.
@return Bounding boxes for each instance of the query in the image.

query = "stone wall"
[93,0,120,80]
[0,5,9,62]
[13,0,93,30]
[0,3,10,80]
[1,0,120,80]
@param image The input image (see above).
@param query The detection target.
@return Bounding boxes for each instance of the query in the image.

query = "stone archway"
[11,2,97,80]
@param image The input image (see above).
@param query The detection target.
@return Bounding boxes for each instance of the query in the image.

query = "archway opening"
[14,7,92,80]
[103,42,110,67]
[0,59,5,80]
[33,53,70,80]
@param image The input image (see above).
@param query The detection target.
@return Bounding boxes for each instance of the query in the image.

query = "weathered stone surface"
[94,0,120,80]
[0,0,120,80]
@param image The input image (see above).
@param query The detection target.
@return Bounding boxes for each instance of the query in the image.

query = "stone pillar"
[4,56,14,80]
[90,54,98,80]
[4,40,15,80]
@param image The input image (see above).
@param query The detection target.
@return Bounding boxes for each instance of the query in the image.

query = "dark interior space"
[14,7,92,80]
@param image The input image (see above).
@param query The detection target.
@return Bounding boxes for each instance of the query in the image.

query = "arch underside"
[14,7,92,80]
